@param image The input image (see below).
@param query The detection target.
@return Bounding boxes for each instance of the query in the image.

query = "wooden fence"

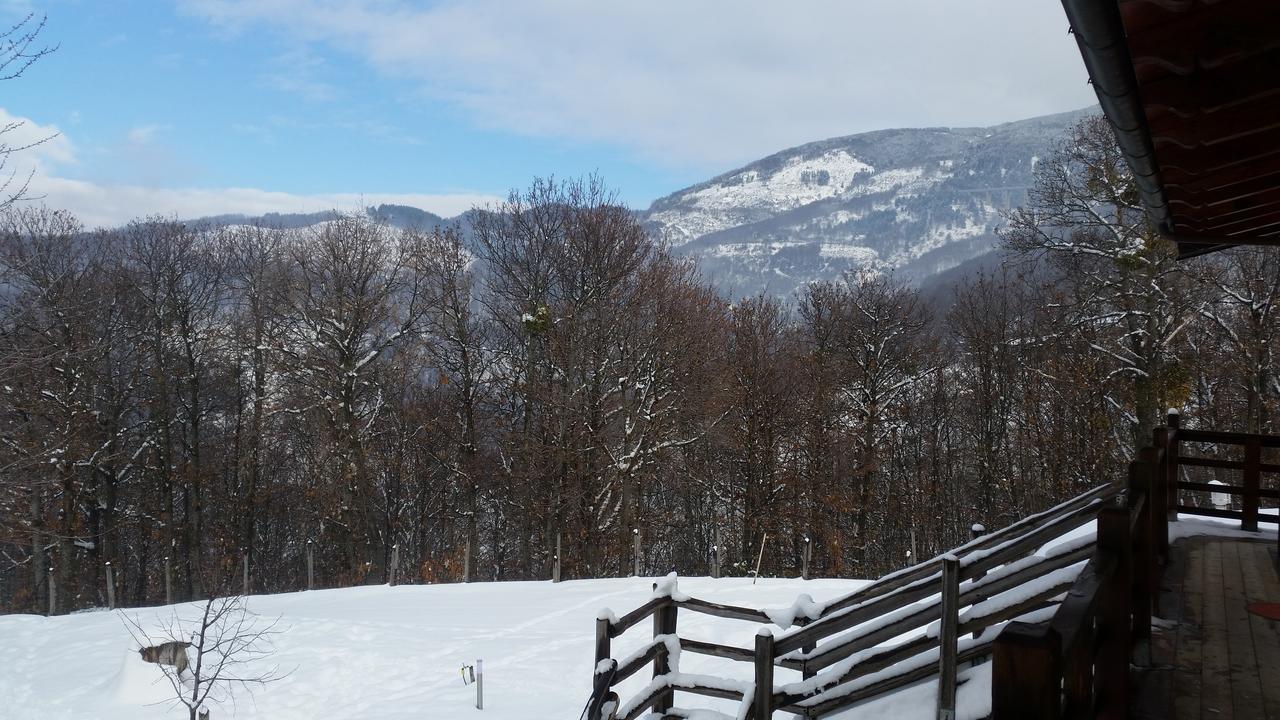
[588,484,1119,720]
[989,411,1279,719]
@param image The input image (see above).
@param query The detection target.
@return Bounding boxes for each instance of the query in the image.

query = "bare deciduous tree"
[124,595,288,720]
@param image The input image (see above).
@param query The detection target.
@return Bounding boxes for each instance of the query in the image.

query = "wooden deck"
[1138,536,1280,720]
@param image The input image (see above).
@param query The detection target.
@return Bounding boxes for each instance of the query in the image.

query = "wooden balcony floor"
[1138,536,1280,720]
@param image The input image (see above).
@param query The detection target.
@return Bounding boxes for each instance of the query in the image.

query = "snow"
[0,576,864,720]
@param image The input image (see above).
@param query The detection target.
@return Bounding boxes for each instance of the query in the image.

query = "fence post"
[305,541,314,591]
[464,537,472,583]
[242,550,250,596]
[712,526,722,579]
[1127,458,1153,641]
[1097,506,1131,714]
[1166,410,1181,522]
[992,622,1061,720]
[389,544,400,586]
[105,562,116,610]
[47,566,55,616]
[475,658,483,710]
[938,555,959,720]
[632,529,641,578]
[802,535,811,580]
[1243,437,1261,532]
[754,627,775,720]
[969,524,986,642]
[595,612,612,666]
[553,533,562,583]
[653,598,677,713]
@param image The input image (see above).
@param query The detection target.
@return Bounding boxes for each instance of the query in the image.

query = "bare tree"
[0,13,57,209]
[124,595,287,720]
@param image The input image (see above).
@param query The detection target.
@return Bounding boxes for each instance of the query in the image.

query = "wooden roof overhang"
[1061,0,1280,259]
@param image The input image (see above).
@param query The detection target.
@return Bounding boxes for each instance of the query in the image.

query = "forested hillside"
[1,117,1276,614]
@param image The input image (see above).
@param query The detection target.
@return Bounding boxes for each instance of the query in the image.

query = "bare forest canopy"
[1,118,1277,614]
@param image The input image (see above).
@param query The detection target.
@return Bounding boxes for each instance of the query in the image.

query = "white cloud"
[181,0,1096,169]
[1,107,497,227]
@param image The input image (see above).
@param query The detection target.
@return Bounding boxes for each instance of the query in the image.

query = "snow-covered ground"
[0,576,869,720]
[1,514,1271,720]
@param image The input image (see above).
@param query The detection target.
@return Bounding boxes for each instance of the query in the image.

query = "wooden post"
[754,627,775,720]
[1166,410,1180,522]
[632,528,641,578]
[595,612,612,666]
[553,533,562,583]
[389,544,400,586]
[712,526,722,579]
[653,600,678,713]
[992,622,1061,720]
[969,524,987,648]
[938,555,959,720]
[1139,446,1163,616]
[164,555,173,605]
[1243,436,1261,532]
[1097,506,1131,713]
[242,550,250,596]
[47,566,55,616]
[802,536,811,580]
[305,541,314,591]
[1127,458,1153,642]
[105,562,116,610]
[1152,426,1171,561]
[464,537,472,583]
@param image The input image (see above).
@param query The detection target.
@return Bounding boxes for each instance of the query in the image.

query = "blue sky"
[3,0,1095,226]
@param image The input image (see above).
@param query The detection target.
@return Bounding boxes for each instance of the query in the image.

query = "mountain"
[188,204,449,232]
[642,107,1094,297]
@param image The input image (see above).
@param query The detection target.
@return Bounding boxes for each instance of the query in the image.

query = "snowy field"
[0,576,876,720]
[0,515,1271,720]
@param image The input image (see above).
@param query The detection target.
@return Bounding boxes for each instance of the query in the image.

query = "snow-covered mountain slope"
[643,108,1094,297]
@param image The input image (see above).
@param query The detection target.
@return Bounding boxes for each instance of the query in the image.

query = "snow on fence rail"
[586,482,1123,720]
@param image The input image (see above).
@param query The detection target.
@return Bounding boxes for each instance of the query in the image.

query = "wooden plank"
[1243,439,1262,531]
[1201,541,1235,719]
[1220,541,1264,720]
[1237,542,1280,719]
[676,596,773,624]
[1173,541,1205,720]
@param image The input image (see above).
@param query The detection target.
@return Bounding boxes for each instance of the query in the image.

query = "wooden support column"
[1096,507,1131,714]
[1243,437,1261,532]
[1152,427,1171,561]
[1166,411,1181,523]
[1127,458,1153,640]
[992,622,1061,720]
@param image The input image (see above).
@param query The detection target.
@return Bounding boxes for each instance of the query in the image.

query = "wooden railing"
[990,412,1279,719]
[589,413,1279,720]
[588,484,1119,720]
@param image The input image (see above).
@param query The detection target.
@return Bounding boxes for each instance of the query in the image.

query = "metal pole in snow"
[306,540,314,591]
[632,528,641,578]
[752,533,768,585]
[475,658,483,710]
[802,536,811,580]
[164,555,173,605]
[105,562,115,610]
[389,544,400,586]
[242,551,250,596]
[553,533,561,583]
[47,566,55,616]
